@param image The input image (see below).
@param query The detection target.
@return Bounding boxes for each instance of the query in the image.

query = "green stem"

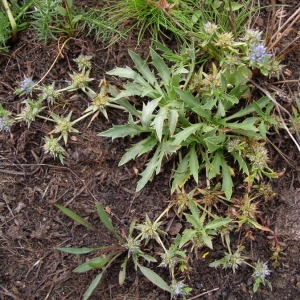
[2,0,17,42]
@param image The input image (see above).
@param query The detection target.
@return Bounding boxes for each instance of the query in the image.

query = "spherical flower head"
[242,29,262,44]
[123,236,141,255]
[40,82,59,105]
[215,32,234,48]
[170,280,187,298]
[20,76,36,95]
[73,55,93,72]
[203,22,218,35]
[0,116,11,132]
[43,136,65,164]
[252,261,271,280]
[249,43,271,65]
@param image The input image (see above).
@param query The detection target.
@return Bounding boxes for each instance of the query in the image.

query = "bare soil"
[0,1,300,299]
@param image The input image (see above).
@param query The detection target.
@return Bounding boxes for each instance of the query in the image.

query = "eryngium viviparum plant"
[99,28,281,200]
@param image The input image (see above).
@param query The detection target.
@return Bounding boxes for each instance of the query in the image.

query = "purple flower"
[0,117,10,132]
[252,261,271,280]
[249,43,271,64]
[20,76,35,94]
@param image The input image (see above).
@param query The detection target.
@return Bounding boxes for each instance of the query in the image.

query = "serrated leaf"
[128,50,157,87]
[205,217,232,229]
[98,124,145,139]
[171,123,202,145]
[141,98,160,127]
[208,151,222,179]
[231,152,249,174]
[96,204,115,234]
[119,136,157,166]
[202,235,213,249]
[204,134,226,153]
[150,48,171,87]
[225,97,270,121]
[83,272,103,300]
[179,229,197,248]
[107,67,152,90]
[138,265,171,292]
[171,154,190,193]
[175,88,199,108]
[136,147,162,191]
[151,106,168,141]
[168,108,178,136]
[55,205,94,230]
[57,247,96,254]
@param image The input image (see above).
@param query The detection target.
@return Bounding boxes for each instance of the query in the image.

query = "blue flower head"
[252,261,271,280]
[170,280,186,298]
[249,43,271,65]
[0,116,10,132]
[20,76,35,95]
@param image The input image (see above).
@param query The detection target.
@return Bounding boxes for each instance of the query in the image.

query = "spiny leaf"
[55,205,94,230]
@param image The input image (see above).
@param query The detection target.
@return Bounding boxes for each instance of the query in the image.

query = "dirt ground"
[0,1,300,299]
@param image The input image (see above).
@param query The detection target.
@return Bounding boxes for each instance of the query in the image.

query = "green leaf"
[222,161,234,200]
[171,123,202,145]
[119,136,157,166]
[225,97,270,121]
[73,256,110,273]
[55,6,67,16]
[98,124,145,139]
[129,50,157,87]
[141,98,160,127]
[227,2,244,11]
[189,146,199,183]
[171,153,190,193]
[56,247,95,254]
[138,265,171,292]
[55,205,94,230]
[96,204,115,234]
[175,88,199,108]
[168,108,178,136]
[83,272,103,300]
[107,67,152,90]
[204,134,226,153]
[119,259,128,285]
[208,151,222,179]
[136,147,162,191]
[179,229,197,248]
[150,48,171,87]
[151,106,168,141]
[202,235,213,249]
[205,217,232,229]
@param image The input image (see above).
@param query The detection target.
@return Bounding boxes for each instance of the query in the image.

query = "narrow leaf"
[175,88,199,108]
[222,161,234,200]
[83,272,103,300]
[189,146,199,183]
[138,265,171,292]
[150,48,171,87]
[96,204,115,234]
[171,123,202,145]
[55,205,94,229]
[57,247,95,254]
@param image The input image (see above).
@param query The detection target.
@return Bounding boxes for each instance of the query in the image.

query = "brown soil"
[0,1,300,299]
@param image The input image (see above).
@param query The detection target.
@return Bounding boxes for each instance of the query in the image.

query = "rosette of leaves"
[100,46,279,199]
[56,204,191,299]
